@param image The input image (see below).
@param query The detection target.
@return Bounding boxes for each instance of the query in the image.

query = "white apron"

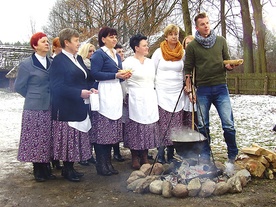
[128,87,159,124]
[98,79,123,120]
[68,114,91,133]
[156,87,184,113]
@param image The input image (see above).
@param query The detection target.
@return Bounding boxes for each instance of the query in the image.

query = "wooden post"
[235,76,239,94]
[264,76,268,95]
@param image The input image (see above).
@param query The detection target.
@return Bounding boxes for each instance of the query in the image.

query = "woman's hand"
[116,71,132,80]
[188,93,196,103]
[184,86,190,95]
[90,88,98,94]
[81,89,92,99]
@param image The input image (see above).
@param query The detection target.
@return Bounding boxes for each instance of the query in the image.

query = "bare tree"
[181,0,192,36]
[30,18,36,35]
[251,0,267,73]
[238,0,254,73]
[44,0,178,44]
[220,0,226,38]
[41,0,276,74]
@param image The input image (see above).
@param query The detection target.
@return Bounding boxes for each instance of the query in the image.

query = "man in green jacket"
[184,12,238,164]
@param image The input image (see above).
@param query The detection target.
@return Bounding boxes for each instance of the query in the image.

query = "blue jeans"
[196,84,238,160]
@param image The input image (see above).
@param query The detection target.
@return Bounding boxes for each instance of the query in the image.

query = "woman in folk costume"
[77,42,97,166]
[90,26,131,176]
[122,34,160,170]
[151,24,185,164]
[15,32,56,182]
[50,28,93,182]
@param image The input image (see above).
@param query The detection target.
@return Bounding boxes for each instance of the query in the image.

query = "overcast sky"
[0,0,56,43]
[0,0,275,44]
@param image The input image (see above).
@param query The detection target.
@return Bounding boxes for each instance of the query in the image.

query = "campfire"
[126,143,276,198]
[126,159,250,198]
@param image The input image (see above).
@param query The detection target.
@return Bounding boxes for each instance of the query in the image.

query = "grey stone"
[149,180,163,195]
[198,180,216,197]
[187,178,201,197]
[162,180,173,198]
[172,184,189,198]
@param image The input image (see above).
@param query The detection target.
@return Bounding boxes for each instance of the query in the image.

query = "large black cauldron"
[171,129,207,159]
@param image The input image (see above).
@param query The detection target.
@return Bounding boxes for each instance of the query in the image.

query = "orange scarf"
[160,40,184,61]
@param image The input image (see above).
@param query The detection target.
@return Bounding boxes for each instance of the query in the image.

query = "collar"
[35,53,47,69]
[101,46,116,56]
[62,49,78,60]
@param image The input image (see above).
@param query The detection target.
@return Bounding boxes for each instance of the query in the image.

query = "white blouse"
[151,48,184,112]
[123,56,159,124]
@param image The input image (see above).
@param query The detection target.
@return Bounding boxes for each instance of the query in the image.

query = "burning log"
[184,169,223,183]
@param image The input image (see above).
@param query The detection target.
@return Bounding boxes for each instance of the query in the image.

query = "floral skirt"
[17,110,53,163]
[52,120,91,162]
[90,111,122,145]
[158,106,184,146]
[124,117,160,150]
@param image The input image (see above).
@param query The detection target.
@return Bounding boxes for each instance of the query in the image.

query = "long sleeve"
[90,50,118,80]
[14,61,29,97]
[184,44,195,76]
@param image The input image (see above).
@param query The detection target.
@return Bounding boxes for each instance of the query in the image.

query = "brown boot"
[140,150,149,166]
[131,150,140,170]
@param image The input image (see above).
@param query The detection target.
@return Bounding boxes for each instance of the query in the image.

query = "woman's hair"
[78,43,95,59]
[114,44,123,50]
[194,12,208,26]
[129,34,147,52]
[98,26,117,47]
[182,35,194,49]
[52,37,61,53]
[163,24,179,37]
[30,32,47,49]
[58,28,79,48]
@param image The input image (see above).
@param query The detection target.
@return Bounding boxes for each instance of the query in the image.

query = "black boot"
[157,147,166,164]
[167,146,175,163]
[33,163,46,182]
[87,144,97,164]
[71,163,84,177]
[87,154,96,164]
[106,145,119,174]
[94,144,112,176]
[62,161,80,182]
[78,160,90,166]
[113,143,125,162]
[43,163,57,180]
[51,160,62,170]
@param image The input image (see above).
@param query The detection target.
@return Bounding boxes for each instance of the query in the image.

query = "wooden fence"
[227,73,276,95]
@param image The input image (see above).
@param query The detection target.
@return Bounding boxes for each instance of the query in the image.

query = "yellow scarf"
[160,40,184,61]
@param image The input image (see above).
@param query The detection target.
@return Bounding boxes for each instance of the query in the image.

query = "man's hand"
[185,75,196,103]
[225,63,235,71]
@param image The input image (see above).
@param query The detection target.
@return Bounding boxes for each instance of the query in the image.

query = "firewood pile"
[236,143,276,179]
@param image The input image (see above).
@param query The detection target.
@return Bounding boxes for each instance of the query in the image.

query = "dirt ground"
[1,148,276,207]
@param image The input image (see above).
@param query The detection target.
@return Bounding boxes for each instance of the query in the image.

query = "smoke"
[224,161,235,177]
[170,127,206,142]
